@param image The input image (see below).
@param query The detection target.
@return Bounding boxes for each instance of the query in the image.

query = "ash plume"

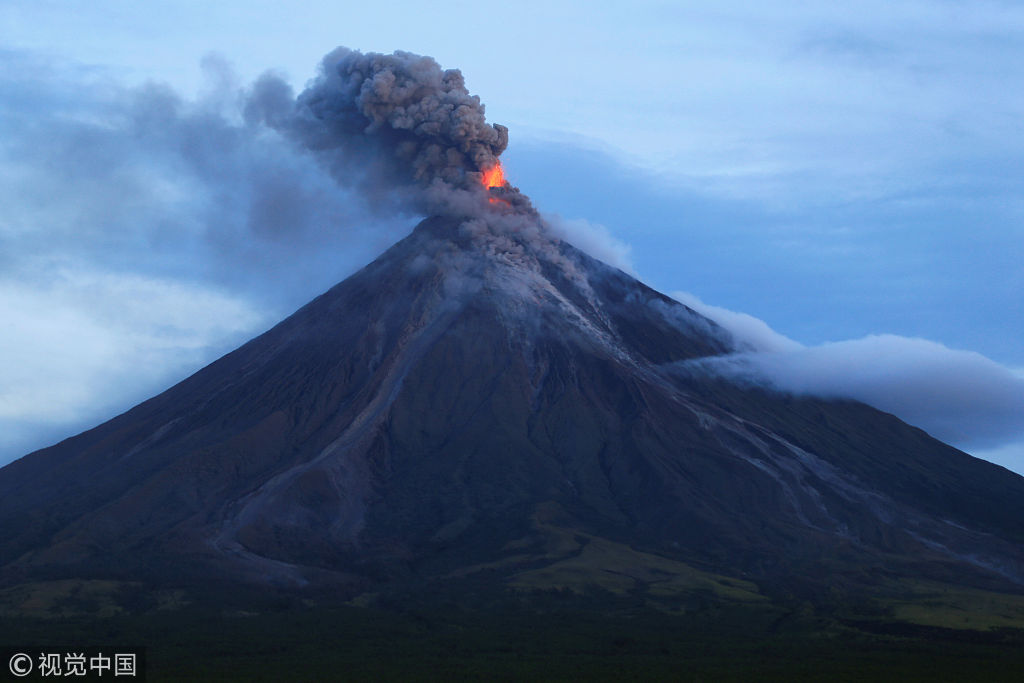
[246,47,536,220]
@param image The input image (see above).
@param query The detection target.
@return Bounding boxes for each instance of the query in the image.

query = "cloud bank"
[671,291,802,353]
[675,294,1024,472]
[0,270,266,459]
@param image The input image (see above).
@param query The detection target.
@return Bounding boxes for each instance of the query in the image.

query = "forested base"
[4,588,1024,682]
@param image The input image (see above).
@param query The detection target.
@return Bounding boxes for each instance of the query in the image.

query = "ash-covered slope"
[1,215,1023,597]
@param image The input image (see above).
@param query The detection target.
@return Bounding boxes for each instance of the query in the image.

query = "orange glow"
[481,162,505,189]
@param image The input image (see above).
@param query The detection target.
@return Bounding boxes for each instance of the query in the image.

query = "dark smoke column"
[247,47,534,219]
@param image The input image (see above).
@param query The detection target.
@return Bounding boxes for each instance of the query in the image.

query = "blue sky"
[1,1,1022,471]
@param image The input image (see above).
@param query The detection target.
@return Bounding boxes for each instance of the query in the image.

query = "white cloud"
[674,294,1024,474]
[670,291,802,353]
[694,335,1024,457]
[0,269,267,460]
[544,214,636,275]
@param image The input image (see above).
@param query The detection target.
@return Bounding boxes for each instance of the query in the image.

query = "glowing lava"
[481,162,511,206]
[482,162,506,189]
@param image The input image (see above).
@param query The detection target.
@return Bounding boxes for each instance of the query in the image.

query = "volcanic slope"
[1,215,1023,600]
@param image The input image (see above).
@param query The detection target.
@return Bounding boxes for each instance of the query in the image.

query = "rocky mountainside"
[2,215,1022,600]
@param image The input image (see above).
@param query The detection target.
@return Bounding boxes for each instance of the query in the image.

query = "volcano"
[2,214,1023,603]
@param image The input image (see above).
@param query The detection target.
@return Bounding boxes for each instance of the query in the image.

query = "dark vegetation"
[4,579,1024,682]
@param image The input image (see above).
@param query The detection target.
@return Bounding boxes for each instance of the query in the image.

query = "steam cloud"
[245,48,535,219]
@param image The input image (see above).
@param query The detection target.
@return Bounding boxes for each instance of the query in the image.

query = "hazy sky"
[1,1,1022,471]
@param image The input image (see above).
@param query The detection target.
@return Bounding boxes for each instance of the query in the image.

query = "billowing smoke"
[0,47,549,464]
[245,47,536,219]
